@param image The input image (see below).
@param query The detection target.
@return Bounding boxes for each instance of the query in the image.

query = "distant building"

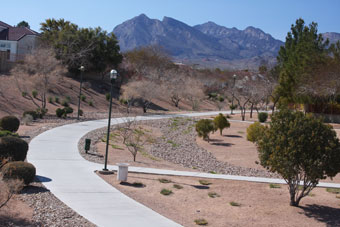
[0,21,39,62]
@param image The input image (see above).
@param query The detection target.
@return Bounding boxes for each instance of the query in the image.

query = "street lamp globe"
[110,69,118,80]
[79,65,85,72]
[233,74,237,79]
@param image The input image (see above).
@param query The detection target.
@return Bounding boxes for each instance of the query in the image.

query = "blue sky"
[2,0,340,41]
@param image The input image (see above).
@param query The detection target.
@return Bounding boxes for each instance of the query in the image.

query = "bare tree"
[121,80,159,113]
[183,77,205,111]
[12,48,65,113]
[0,178,23,210]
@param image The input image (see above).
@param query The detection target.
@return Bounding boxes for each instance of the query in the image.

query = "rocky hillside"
[113,14,284,69]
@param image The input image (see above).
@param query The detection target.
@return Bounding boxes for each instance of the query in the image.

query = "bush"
[32,90,38,98]
[213,113,230,135]
[78,109,83,116]
[23,110,38,120]
[56,107,73,118]
[61,100,69,107]
[80,95,86,102]
[0,130,19,138]
[21,91,27,97]
[56,108,64,118]
[22,114,33,125]
[246,122,266,142]
[195,119,215,142]
[0,136,28,162]
[54,96,60,104]
[258,112,268,122]
[36,108,48,118]
[256,109,340,206]
[105,93,110,101]
[1,161,36,185]
[0,116,20,132]
[89,100,94,107]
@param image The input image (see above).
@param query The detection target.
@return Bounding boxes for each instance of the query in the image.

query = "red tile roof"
[0,21,12,28]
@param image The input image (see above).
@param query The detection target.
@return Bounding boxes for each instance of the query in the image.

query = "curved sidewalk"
[27,111,340,227]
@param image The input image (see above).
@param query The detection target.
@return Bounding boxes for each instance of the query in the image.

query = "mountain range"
[113,14,340,70]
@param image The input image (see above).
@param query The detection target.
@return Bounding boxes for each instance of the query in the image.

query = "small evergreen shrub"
[0,136,28,162]
[32,90,38,98]
[258,112,268,123]
[160,189,173,196]
[105,93,110,101]
[64,107,73,114]
[229,201,241,206]
[23,110,38,120]
[56,108,64,118]
[48,97,53,103]
[246,122,266,143]
[2,161,36,185]
[61,100,69,107]
[195,119,215,142]
[0,116,20,132]
[213,113,230,135]
[21,91,27,97]
[54,96,60,103]
[199,180,212,185]
[89,100,94,107]
[158,178,172,183]
[0,130,19,138]
[80,95,86,102]
[194,219,208,226]
[208,192,220,198]
[173,184,183,189]
[36,108,48,118]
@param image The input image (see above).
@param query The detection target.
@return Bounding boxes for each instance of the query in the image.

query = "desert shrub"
[0,116,20,132]
[160,189,173,196]
[229,201,241,206]
[158,178,172,183]
[1,161,36,185]
[36,108,48,118]
[48,96,53,103]
[64,106,73,114]
[32,90,38,98]
[21,114,33,125]
[194,219,208,225]
[56,108,64,118]
[173,184,183,189]
[89,100,94,107]
[0,137,28,162]
[213,113,230,135]
[0,178,24,209]
[61,100,69,107]
[256,109,340,206]
[66,96,71,102]
[80,95,86,102]
[208,192,220,198]
[246,122,266,142]
[54,96,60,103]
[199,180,212,185]
[78,109,83,116]
[258,112,268,122]
[23,110,38,120]
[0,130,19,138]
[105,92,110,101]
[229,104,237,110]
[56,107,73,118]
[21,91,27,97]
[195,119,215,142]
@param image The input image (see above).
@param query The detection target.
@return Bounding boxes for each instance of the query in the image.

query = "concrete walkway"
[27,111,340,227]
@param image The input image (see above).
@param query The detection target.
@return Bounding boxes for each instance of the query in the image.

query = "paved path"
[27,111,340,227]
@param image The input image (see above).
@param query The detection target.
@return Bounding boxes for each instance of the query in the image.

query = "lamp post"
[103,69,118,171]
[231,74,237,115]
[77,65,85,120]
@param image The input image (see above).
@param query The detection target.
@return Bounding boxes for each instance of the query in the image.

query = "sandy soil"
[96,124,194,171]
[99,172,340,227]
[0,195,33,226]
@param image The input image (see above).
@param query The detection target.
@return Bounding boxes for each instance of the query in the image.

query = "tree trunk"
[250,103,254,118]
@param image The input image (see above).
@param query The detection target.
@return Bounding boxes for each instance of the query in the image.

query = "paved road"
[27,111,340,227]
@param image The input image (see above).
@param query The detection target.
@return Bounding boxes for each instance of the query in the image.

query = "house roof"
[0,21,39,41]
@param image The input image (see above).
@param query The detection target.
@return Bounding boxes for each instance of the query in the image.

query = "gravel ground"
[80,117,279,178]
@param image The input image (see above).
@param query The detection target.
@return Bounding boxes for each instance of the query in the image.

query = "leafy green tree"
[213,113,230,135]
[256,109,340,206]
[195,119,215,143]
[246,122,266,142]
[17,21,29,28]
[40,18,122,73]
[276,18,328,105]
